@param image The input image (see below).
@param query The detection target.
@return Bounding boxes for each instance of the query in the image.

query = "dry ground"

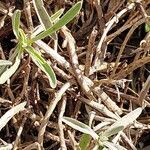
[0,0,150,150]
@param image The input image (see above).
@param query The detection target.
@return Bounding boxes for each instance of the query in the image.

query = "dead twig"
[58,96,67,150]
[38,82,71,146]
[93,2,136,67]
[84,27,97,76]
[110,18,145,77]
[138,75,150,106]
[112,56,150,80]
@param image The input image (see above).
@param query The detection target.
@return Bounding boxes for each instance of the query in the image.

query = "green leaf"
[32,0,57,39]
[0,52,21,84]
[32,1,82,41]
[51,8,64,23]
[25,46,57,88]
[0,60,12,66]
[0,47,19,76]
[62,117,98,140]
[12,10,21,39]
[105,108,142,134]
[145,23,150,32]
[31,9,64,38]
[102,126,124,138]
[0,102,26,131]
[79,134,92,150]
[19,28,28,46]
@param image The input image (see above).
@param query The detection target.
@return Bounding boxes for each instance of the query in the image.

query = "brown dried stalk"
[38,82,71,146]
[112,56,150,80]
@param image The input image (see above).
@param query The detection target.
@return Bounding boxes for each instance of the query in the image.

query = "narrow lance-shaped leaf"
[102,126,124,138]
[0,49,21,84]
[0,102,26,131]
[0,47,19,75]
[105,107,142,134]
[32,1,82,42]
[25,46,57,88]
[19,28,28,47]
[32,0,57,39]
[32,8,64,38]
[50,8,64,23]
[12,10,21,39]
[0,60,12,66]
[145,23,150,32]
[62,117,98,140]
[79,134,92,150]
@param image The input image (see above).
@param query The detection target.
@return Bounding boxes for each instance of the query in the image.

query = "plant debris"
[0,0,150,150]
